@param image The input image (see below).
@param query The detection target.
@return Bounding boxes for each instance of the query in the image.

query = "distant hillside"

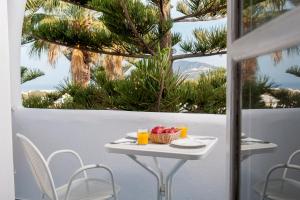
[173,60,217,79]
[124,60,219,79]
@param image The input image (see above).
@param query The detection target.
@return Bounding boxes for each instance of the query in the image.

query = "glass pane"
[241,0,300,35]
[240,45,300,200]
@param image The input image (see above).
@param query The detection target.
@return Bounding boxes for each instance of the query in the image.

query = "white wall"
[12,108,300,200]
[15,108,298,199]
[13,109,227,200]
[8,0,26,108]
[0,0,15,199]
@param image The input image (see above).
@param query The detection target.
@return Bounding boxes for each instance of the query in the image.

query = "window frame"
[226,3,300,200]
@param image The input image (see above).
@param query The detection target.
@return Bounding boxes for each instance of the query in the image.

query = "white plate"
[171,139,206,148]
[126,132,138,139]
[190,136,217,141]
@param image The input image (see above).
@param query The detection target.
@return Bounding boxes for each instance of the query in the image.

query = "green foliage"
[21,0,234,113]
[286,65,300,78]
[92,0,159,38]
[27,0,160,55]
[91,67,117,95]
[242,0,287,33]
[90,67,120,107]
[176,0,227,20]
[172,32,182,46]
[28,39,51,58]
[57,81,109,109]
[114,49,186,112]
[22,49,228,113]
[270,89,300,108]
[23,0,227,60]
[22,16,36,45]
[23,96,50,108]
[180,26,226,54]
[30,13,114,52]
[22,92,60,108]
[181,68,227,114]
[26,0,45,12]
[179,41,194,53]
[242,76,276,109]
[26,0,60,13]
[53,67,227,113]
[21,66,45,84]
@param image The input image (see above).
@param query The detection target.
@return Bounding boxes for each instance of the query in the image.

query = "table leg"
[165,160,187,200]
[128,155,163,200]
[153,157,164,185]
[128,155,187,200]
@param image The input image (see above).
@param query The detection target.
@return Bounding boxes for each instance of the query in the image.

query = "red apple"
[170,128,176,133]
[151,126,164,134]
[163,128,171,133]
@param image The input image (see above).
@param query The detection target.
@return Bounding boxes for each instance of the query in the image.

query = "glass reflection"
[240,45,300,200]
[241,46,300,109]
[241,0,300,35]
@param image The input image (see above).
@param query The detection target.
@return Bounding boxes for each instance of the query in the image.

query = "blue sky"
[258,50,300,89]
[21,0,227,91]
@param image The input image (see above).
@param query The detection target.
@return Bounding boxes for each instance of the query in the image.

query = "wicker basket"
[150,131,181,144]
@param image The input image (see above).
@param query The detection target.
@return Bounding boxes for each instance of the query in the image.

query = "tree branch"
[32,35,151,59]
[61,0,155,55]
[172,4,226,22]
[172,51,227,61]
[119,0,155,55]
[173,13,196,22]
[61,0,94,10]
[22,38,36,45]
[173,15,224,23]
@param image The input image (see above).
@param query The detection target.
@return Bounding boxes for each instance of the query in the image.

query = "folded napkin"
[110,138,136,144]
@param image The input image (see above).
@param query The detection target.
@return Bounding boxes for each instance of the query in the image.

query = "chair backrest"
[16,133,58,200]
[283,149,300,179]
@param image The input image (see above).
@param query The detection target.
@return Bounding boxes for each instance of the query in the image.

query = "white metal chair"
[16,133,120,200]
[254,149,300,200]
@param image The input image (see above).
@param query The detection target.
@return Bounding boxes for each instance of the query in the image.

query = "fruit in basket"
[168,127,179,133]
[151,126,180,134]
[151,126,165,134]
[150,126,181,144]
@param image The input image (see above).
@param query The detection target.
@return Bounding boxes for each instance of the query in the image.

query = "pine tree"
[21,66,45,84]
[24,0,228,67]
[23,1,124,86]
[286,65,300,78]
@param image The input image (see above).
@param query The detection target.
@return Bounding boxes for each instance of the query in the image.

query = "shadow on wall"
[13,109,226,200]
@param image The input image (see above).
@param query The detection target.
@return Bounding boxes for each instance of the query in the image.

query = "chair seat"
[254,178,300,200]
[56,178,120,200]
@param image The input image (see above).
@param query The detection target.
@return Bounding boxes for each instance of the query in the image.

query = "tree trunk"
[241,58,257,82]
[159,0,173,72]
[71,49,91,87]
[103,55,124,80]
[156,0,173,111]
[159,0,172,52]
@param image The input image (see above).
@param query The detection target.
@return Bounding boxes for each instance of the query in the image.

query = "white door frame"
[0,0,15,199]
[226,3,300,200]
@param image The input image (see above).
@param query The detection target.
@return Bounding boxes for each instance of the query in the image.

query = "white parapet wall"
[13,109,227,200]
[12,108,300,200]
